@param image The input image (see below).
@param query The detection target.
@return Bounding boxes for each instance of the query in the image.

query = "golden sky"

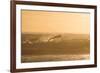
[21,10,90,34]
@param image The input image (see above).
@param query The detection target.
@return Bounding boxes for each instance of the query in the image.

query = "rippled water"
[21,54,89,63]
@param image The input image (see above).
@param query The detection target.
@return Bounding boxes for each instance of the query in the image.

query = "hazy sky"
[21,10,90,34]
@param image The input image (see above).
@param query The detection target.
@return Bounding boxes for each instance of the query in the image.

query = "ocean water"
[21,54,89,63]
[21,33,90,63]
